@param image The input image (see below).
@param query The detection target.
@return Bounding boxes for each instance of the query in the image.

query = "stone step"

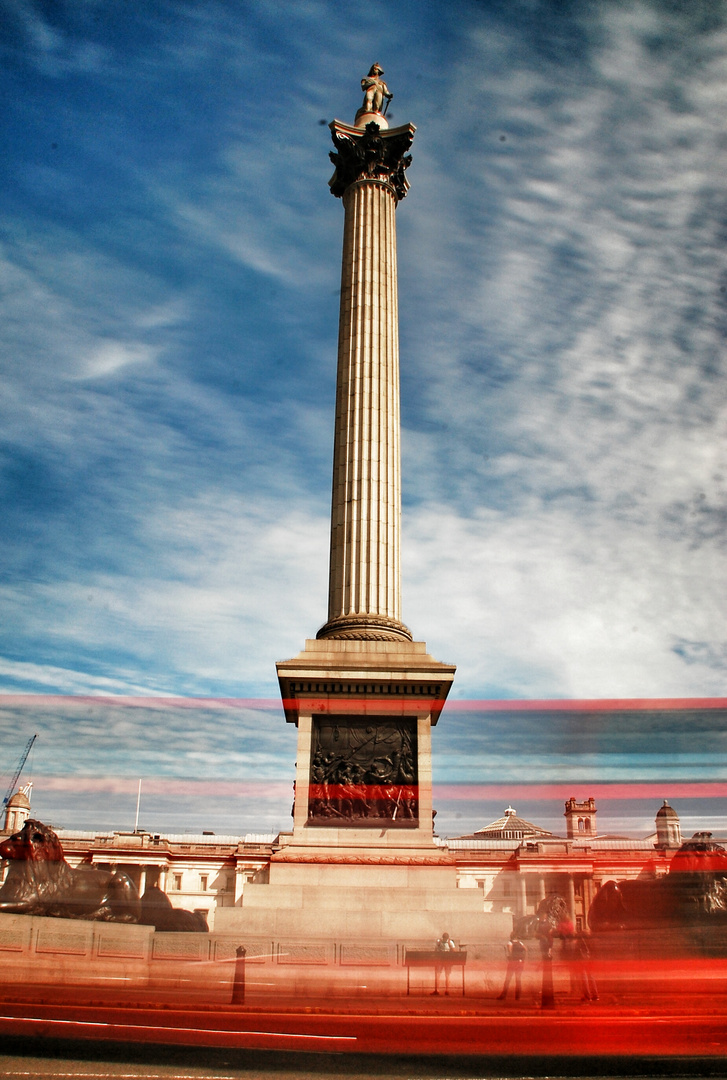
[241,882,485,913]
[268,861,458,889]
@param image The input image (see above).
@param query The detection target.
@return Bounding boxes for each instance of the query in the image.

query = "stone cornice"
[271,852,455,866]
[328,120,416,202]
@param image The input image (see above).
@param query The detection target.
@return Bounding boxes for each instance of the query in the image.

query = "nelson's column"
[217,68,502,948]
[278,66,455,850]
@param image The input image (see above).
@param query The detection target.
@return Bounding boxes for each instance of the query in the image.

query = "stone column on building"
[234,865,245,906]
[517,874,528,917]
[583,875,594,926]
[565,874,576,925]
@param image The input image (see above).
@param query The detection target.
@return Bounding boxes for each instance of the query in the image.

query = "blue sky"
[1,0,726,835]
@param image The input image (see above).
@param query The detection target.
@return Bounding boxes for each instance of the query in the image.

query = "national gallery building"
[1,790,689,934]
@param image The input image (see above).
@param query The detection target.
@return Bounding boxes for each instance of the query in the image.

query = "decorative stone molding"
[317,613,412,642]
[151,935,209,961]
[276,942,331,965]
[328,120,415,202]
[339,943,393,966]
[286,680,442,698]
[272,852,455,866]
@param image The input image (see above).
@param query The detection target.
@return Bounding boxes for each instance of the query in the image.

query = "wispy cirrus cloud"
[0,494,328,696]
[397,1,727,696]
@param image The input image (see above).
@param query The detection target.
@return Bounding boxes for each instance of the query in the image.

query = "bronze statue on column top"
[358,63,393,120]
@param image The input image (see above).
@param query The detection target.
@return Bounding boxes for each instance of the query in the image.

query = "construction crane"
[2,734,37,809]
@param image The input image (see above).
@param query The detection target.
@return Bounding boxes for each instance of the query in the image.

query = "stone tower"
[564,796,597,839]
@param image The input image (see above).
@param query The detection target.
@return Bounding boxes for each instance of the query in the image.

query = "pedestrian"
[557,917,578,995]
[497,934,526,1000]
[577,931,599,1002]
[432,931,455,995]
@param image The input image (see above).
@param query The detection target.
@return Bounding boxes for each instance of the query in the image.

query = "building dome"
[6,791,30,810]
[470,806,555,841]
[655,799,681,849]
[3,785,32,833]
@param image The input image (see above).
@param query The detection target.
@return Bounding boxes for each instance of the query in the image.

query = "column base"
[316,614,412,642]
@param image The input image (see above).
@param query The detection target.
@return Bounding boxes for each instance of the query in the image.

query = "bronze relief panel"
[307,716,418,827]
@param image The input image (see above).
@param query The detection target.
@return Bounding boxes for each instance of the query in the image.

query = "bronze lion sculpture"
[589,833,727,932]
[0,819,140,922]
[139,884,208,933]
[0,819,207,931]
[512,893,570,945]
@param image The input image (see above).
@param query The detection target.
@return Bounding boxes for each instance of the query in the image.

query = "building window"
[172,874,182,891]
[200,875,208,892]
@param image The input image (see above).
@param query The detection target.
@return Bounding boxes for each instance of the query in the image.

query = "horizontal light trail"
[0,1014,357,1043]
[28,776,727,797]
[434,781,727,800]
[31,777,292,796]
[13,777,727,802]
[2,695,725,711]
[0,695,281,710]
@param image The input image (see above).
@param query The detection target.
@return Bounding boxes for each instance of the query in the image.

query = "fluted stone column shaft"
[328,178,401,626]
[318,120,415,642]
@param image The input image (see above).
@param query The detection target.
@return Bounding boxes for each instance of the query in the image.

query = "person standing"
[577,932,599,1002]
[557,917,579,997]
[498,934,527,1000]
[432,931,455,995]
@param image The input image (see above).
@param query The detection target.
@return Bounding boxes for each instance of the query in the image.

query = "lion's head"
[0,819,64,863]
[0,819,73,909]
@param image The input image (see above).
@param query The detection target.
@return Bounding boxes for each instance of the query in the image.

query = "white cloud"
[403,500,726,699]
[0,659,163,697]
[81,341,159,379]
[0,492,329,696]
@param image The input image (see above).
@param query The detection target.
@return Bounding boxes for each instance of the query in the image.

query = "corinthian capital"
[328,120,416,202]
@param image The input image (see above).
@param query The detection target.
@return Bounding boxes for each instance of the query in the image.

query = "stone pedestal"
[213,639,502,948]
[279,638,454,849]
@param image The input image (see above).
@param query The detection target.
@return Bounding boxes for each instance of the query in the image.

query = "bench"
[404,948,467,996]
